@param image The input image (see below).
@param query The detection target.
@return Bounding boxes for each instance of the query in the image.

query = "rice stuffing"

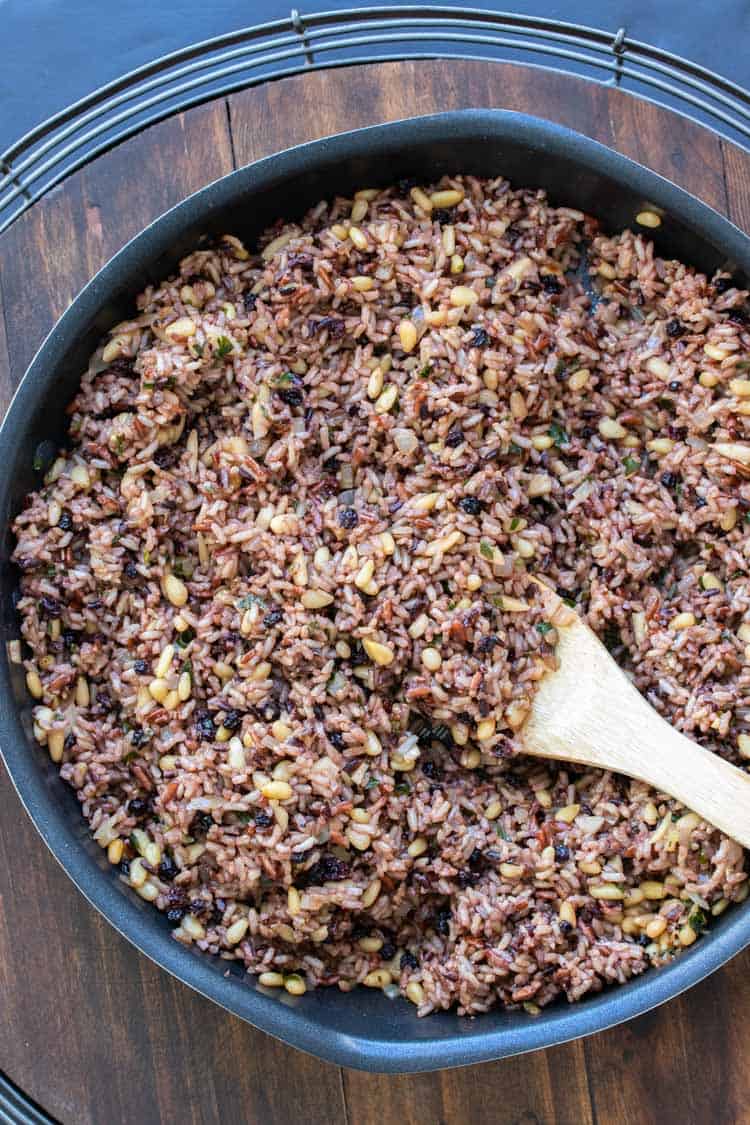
[12,175,750,1016]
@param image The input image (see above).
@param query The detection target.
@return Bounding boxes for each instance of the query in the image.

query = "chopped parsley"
[236,812,253,824]
[276,371,295,384]
[33,452,44,471]
[122,751,137,764]
[417,363,433,378]
[192,342,204,358]
[622,455,640,477]
[479,540,495,560]
[394,781,411,796]
[553,358,567,378]
[215,336,234,358]
[365,777,380,789]
[509,517,521,531]
[175,627,196,648]
[688,907,707,934]
[142,380,155,389]
[495,826,510,840]
[238,593,266,610]
[548,421,569,447]
[536,621,553,635]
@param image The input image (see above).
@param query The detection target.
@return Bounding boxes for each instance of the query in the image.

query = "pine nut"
[430,189,464,208]
[163,574,188,607]
[599,417,627,439]
[359,936,384,952]
[362,638,395,665]
[678,923,697,946]
[399,319,418,353]
[500,863,524,879]
[164,316,196,341]
[410,187,432,213]
[362,878,382,908]
[363,969,392,988]
[421,647,442,671]
[283,972,305,999]
[406,980,425,1005]
[155,644,175,679]
[129,858,147,888]
[485,799,502,820]
[367,367,384,399]
[301,589,334,609]
[261,781,293,801]
[670,612,696,630]
[48,729,65,762]
[226,917,249,945]
[374,385,398,414]
[646,917,667,938]
[641,881,667,900]
[349,226,368,251]
[646,356,672,380]
[26,669,43,699]
[449,285,478,307]
[559,900,577,927]
[589,884,624,900]
[148,678,169,703]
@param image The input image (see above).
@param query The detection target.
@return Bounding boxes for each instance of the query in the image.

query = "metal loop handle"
[1,6,749,233]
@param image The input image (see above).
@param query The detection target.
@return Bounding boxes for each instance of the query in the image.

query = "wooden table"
[2,59,750,1125]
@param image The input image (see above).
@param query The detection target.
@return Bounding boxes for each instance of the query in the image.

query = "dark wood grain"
[2,58,750,1125]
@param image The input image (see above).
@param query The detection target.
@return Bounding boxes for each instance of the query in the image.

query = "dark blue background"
[0,1,748,153]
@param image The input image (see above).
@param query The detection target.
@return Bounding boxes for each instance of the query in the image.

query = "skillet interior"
[1,109,749,1072]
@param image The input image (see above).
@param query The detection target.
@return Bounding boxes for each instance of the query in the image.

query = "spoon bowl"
[522,582,750,849]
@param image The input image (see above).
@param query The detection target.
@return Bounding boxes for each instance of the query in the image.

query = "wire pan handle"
[1,6,749,233]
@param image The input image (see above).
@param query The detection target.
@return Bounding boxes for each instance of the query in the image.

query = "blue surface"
[0,0,748,155]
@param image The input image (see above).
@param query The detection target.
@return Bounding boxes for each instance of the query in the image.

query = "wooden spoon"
[521,581,750,848]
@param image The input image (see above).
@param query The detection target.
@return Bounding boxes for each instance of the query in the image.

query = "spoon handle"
[522,610,750,849]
